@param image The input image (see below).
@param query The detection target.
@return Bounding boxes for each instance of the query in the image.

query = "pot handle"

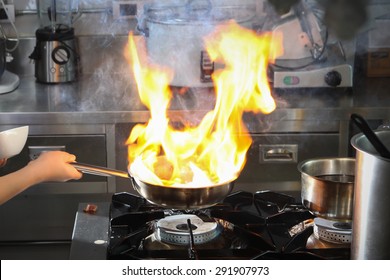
[136,10,149,37]
[186,0,212,16]
[136,23,149,37]
[70,162,130,179]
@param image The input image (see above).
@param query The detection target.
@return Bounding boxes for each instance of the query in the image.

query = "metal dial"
[51,46,71,65]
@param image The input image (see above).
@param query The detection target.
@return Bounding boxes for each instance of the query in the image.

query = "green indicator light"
[283,76,300,85]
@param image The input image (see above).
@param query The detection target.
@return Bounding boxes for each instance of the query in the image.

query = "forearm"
[0,151,81,205]
[0,164,44,205]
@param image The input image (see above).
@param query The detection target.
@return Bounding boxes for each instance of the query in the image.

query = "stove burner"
[156,214,220,245]
[107,191,351,259]
[313,218,352,244]
[333,222,352,230]
[176,223,197,231]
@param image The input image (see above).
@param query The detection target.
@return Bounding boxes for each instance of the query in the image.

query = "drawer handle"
[265,148,294,160]
[259,144,298,163]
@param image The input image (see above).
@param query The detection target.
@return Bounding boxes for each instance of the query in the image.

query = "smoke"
[22,0,36,10]
[69,1,138,111]
[70,0,280,116]
[73,0,315,117]
[77,44,145,112]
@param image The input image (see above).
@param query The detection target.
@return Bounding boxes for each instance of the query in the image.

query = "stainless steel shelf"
[1,76,389,128]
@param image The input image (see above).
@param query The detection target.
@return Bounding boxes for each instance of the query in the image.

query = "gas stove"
[78,190,349,260]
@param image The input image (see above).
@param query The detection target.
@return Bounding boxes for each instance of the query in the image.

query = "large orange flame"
[125,21,282,187]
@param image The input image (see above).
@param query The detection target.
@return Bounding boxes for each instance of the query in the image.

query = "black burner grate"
[106,191,350,260]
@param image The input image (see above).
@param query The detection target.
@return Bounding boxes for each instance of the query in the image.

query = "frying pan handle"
[70,162,130,179]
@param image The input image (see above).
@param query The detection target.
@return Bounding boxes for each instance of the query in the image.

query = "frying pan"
[70,162,235,210]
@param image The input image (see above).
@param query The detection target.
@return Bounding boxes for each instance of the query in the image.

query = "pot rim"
[351,131,390,162]
[143,5,255,25]
[298,157,355,173]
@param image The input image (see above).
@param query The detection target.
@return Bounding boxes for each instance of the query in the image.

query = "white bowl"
[0,126,29,159]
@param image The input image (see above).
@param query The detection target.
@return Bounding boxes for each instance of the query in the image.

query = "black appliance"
[29,26,79,84]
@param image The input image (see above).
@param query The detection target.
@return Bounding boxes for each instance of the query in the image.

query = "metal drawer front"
[238,133,339,185]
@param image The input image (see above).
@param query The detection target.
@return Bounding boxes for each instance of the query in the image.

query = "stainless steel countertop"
[1,75,390,127]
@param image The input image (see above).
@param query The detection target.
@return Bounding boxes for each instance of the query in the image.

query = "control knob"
[324,70,342,87]
[52,46,71,65]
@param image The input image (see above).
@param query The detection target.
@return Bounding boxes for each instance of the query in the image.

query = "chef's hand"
[28,151,83,183]
[0,151,83,205]
[0,158,7,168]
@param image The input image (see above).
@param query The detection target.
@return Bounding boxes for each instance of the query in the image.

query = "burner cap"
[156,214,220,245]
[313,217,352,244]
